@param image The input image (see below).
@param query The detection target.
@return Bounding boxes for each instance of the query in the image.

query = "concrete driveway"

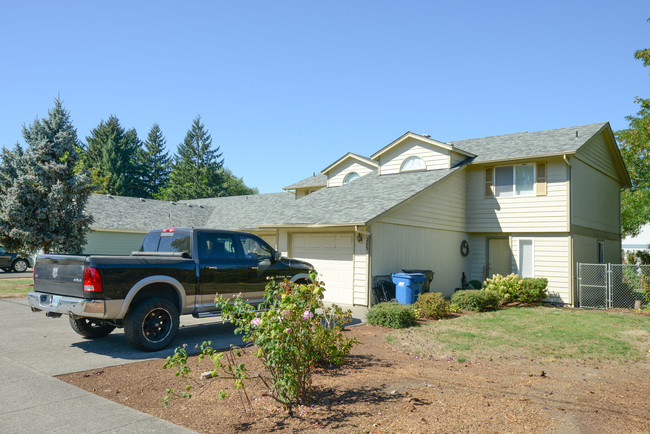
[0,297,247,433]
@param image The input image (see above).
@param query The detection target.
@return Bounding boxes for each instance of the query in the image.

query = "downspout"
[563,155,574,306]
[355,225,372,307]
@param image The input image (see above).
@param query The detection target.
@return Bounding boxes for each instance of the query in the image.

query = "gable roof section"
[283,173,328,190]
[371,131,476,160]
[261,167,462,227]
[321,152,378,174]
[449,122,608,164]
[86,194,213,231]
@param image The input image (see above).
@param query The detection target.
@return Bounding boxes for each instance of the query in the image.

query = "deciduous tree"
[617,43,650,237]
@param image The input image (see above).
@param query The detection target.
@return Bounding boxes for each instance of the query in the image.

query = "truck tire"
[69,317,116,338]
[124,297,179,352]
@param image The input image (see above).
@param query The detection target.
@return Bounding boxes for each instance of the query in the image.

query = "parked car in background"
[0,247,31,272]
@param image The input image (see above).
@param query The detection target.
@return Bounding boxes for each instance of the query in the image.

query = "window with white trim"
[400,156,426,172]
[343,172,360,184]
[518,239,534,278]
[494,164,535,197]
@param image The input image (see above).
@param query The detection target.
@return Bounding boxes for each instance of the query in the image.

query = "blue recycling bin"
[391,272,427,304]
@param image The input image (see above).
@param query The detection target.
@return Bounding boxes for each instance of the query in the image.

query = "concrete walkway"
[0,297,367,433]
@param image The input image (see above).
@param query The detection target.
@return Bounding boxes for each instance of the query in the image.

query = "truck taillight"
[83,267,103,293]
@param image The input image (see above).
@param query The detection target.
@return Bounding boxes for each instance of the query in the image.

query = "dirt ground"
[59,323,650,433]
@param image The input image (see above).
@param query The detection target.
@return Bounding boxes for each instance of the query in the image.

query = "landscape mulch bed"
[59,323,650,433]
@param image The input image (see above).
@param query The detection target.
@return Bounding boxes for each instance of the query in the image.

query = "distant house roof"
[449,122,609,164]
[86,194,213,231]
[321,152,378,174]
[180,193,296,230]
[283,173,328,190]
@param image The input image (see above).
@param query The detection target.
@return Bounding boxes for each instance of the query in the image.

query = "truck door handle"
[204,266,219,270]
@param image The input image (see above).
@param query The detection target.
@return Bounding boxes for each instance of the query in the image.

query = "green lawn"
[389,307,650,363]
[0,278,33,298]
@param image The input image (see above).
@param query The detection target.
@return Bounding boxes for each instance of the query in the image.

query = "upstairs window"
[494,164,535,197]
[343,172,360,184]
[400,156,426,172]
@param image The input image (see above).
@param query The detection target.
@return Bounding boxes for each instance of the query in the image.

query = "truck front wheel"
[69,317,116,338]
[124,298,179,352]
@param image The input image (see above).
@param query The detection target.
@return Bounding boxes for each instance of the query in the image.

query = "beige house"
[83,122,630,307]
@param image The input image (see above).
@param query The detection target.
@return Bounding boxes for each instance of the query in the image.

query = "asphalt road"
[0,270,31,279]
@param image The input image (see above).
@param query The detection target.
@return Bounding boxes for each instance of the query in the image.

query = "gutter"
[256,222,367,229]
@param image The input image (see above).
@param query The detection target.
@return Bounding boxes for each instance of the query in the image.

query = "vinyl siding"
[327,160,376,187]
[378,138,451,175]
[574,133,618,180]
[83,230,145,255]
[467,159,569,232]
[376,169,467,232]
[571,156,621,235]
[353,232,370,305]
[470,234,570,304]
[451,151,469,167]
[370,222,468,297]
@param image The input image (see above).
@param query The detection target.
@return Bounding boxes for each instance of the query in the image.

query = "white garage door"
[291,233,354,304]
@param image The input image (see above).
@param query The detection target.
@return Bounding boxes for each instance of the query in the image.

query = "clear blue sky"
[1,1,648,194]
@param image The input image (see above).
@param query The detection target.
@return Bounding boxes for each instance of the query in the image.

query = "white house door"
[488,238,511,277]
[291,233,354,305]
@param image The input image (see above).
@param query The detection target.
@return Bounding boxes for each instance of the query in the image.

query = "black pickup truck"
[28,228,313,351]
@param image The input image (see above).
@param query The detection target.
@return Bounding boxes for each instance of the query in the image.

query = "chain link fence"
[577,263,649,309]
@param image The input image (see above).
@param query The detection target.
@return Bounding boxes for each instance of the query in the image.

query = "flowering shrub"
[483,273,548,304]
[163,274,357,412]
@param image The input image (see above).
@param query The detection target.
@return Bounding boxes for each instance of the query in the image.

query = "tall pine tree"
[164,116,225,200]
[139,123,171,198]
[0,99,94,254]
[81,116,147,197]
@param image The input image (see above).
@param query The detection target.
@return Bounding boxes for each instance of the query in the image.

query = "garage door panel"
[292,233,353,305]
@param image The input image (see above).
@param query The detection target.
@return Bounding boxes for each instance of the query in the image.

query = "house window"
[598,241,605,264]
[400,156,426,172]
[343,172,360,184]
[518,239,534,278]
[494,164,535,197]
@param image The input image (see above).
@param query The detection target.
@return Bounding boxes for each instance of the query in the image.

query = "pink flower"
[250,317,261,327]
[282,309,291,318]
[285,328,291,333]
[302,310,314,320]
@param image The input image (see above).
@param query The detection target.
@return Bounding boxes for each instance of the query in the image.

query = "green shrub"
[450,290,500,312]
[414,292,451,319]
[519,278,548,304]
[366,302,416,328]
[467,279,483,289]
[483,274,548,304]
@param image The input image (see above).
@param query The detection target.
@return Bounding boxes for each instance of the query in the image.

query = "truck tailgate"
[33,255,87,297]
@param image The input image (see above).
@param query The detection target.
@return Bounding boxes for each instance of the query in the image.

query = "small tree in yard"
[0,99,94,254]
[163,275,358,413]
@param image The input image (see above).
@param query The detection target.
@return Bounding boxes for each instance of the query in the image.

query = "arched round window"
[343,172,360,184]
[400,156,426,172]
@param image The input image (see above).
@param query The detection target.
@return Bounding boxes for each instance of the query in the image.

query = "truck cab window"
[199,233,238,260]
[239,236,272,260]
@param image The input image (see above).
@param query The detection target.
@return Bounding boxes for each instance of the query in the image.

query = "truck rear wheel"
[124,297,179,352]
[69,317,116,338]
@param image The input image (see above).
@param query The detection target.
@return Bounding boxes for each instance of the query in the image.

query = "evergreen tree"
[82,116,147,197]
[164,116,225,200]
[0,99,94,254]
[140,123,171,198]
